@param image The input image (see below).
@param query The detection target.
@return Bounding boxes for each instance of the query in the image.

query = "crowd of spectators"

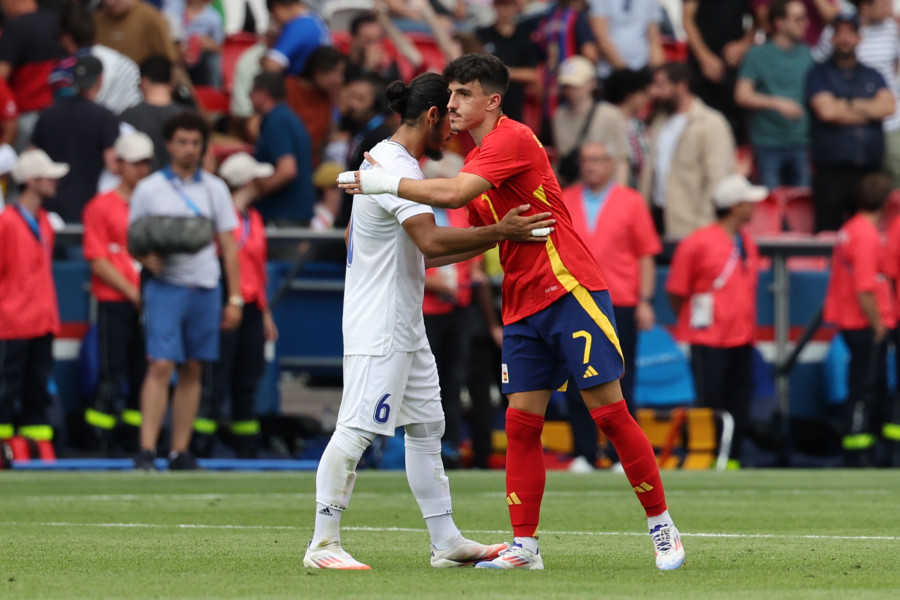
[1,0,900,468]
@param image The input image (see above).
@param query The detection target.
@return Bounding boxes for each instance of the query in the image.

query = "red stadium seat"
[222,32,259,93]
[407,32,447,74]
[662,39,688,63]
[746,192,783,238]
[779,187,815,234]
[194,85,230,114]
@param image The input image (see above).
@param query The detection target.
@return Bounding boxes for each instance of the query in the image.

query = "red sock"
[505,407,546,537]
[590,400,667,517]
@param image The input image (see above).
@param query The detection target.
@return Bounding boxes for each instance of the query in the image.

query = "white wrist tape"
[360,166,401,196]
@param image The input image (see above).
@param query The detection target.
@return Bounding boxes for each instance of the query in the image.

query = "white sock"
[647,510,673,530]
[310,427,372,547]
[311,502,343,547]
[514,536,539,553]
[404,422,461,547]
[426,517,461,550]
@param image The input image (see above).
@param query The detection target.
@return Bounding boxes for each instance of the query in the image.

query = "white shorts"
[338,347,444,436]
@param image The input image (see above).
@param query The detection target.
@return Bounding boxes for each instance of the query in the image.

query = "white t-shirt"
[653,113,688,208]
[342,139,433,356]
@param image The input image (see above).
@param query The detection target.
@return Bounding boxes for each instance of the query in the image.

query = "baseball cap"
[11,149,70,183]
[219,152,274,187]
[115,132,154,163]
[712,174,769,209]
[558,56,596,87]
[312,162,344,189]
[833,13,860,31]
[73,54,103,91]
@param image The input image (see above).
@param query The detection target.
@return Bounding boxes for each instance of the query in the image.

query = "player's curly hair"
[443,54,509,98]
[385,73,449,126]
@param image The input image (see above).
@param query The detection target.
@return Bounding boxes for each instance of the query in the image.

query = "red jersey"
[0,205,59,339]
[0,77,17,120]
[235,207,268,309]
[884,215,900,321]
[462,116,607,325]
[82,190,140,303]
[423,207,478,315]
[563,183,661,307]
[666,223,760,347]
[824,214,895,330]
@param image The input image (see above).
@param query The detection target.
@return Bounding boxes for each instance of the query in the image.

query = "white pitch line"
[0,521,897,542]
[8,488,893,503]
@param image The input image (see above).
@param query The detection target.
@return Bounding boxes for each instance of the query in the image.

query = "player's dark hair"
[604,68,652,105]
[350,12,378,36]
[656,62,694,94]
[385,73,449,126]
[302,46,347,79]
[59,4,96,48]
[443,53,509,98]
[856,172,892,212]
[162,111,209,146]
[252,71,287,101]
[140,55,173,84]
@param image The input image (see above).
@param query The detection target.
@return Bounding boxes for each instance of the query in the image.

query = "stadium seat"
[407,32,446,74]
[662,39,688,63]
[779,186,815,234]
[222,32,259,93]
[194,85,230,114]
[745,192,783,238]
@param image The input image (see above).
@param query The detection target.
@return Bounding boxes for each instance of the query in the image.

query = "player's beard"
[424,120,446,161]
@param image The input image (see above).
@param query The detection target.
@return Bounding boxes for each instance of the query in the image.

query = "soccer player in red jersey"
[339,54,685,571]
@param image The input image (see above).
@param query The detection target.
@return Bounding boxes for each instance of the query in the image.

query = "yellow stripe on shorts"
[545,238,623,360]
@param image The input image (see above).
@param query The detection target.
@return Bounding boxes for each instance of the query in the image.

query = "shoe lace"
[650,525,673,553]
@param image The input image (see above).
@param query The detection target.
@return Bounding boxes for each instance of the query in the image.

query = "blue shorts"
[143,278,221,363]
[501,288,624,394]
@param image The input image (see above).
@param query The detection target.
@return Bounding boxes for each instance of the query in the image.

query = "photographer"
[129,112,241,470]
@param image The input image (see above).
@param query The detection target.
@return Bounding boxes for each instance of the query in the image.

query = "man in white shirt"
[304,72,555,570]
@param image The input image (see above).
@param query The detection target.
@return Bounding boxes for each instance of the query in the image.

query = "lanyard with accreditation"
[689,235,745,329]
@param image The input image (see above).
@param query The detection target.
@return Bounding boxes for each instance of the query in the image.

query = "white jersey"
[342,140,434,355]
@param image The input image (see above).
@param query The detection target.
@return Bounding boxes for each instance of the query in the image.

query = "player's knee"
[331,425,376,461]
[404,421,443,453]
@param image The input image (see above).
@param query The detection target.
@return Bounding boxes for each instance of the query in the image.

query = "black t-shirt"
[476,24,543,122]
[31,96,120,223]
[120,102,185,170]
[687,0,752,55]
[0,11,62,111]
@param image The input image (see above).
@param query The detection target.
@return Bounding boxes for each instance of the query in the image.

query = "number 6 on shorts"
[373,393,391,424]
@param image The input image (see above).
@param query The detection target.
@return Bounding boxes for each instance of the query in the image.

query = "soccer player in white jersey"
[303,72,556,570]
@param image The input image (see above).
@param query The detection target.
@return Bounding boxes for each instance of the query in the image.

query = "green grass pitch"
[2,469,899,599]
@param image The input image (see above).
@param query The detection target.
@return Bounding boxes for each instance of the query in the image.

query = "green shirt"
[739,41,814,148]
